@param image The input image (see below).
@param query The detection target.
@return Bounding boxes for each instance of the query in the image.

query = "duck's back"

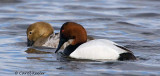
[42,33,71,49]
[70,39,129,60]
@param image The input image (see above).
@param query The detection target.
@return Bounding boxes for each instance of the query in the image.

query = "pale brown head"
[26,22,54,46]
[55,22,87,53]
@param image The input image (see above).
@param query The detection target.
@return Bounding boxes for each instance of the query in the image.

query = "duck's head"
[26,22,54,46]
[55,22,87,53]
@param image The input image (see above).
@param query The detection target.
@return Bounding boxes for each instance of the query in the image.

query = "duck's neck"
[34,37,48,46]
[63,43,82,56]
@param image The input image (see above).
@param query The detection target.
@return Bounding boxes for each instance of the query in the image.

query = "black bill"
[27,39,34,46]
[55,38,68,53]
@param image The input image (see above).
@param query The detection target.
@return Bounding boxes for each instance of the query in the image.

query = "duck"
[55,22,136,61]
[26,22,93,49]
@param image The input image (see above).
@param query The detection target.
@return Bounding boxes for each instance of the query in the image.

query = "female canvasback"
[55,22,136,61]
[26,22,93,49]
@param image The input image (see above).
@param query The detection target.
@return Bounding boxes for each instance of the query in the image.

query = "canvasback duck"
[26,22,93,49]
[55,22,136,61]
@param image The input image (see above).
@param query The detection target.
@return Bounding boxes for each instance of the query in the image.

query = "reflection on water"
[25,48,52,54]
[25,48,52,60]
[0,0,160,76]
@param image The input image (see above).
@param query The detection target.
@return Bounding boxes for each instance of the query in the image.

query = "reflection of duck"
[26,22,93,49]
[25,48,52,60]
[25,48,52,54]
[55,22,136,61]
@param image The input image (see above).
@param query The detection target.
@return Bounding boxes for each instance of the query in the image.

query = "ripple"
[0,0,160,76]
[117,21,141,27]
[129,13,160,18]
[0,0,21,3]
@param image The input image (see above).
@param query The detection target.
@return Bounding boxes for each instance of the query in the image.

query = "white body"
[43,33,72,49]
[70,39,128,60]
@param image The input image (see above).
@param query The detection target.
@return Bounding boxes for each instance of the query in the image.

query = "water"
[0,0,160,76]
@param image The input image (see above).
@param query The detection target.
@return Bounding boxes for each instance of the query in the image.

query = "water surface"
[0,0,160,76]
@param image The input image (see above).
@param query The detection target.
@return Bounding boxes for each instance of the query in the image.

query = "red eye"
[62,30,64,32]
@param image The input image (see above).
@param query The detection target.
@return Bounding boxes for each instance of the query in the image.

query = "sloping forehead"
[61,22,84,31]
[27,24,33,32]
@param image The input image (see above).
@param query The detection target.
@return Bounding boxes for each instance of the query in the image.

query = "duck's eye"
[29,31,32,35]
[62,30,64,32]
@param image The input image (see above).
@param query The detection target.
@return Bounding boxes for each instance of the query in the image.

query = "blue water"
[0,0,160,76]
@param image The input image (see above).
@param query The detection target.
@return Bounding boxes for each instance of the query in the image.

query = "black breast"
[63,44,81,56]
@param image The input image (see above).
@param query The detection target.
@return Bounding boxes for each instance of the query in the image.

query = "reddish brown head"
[55,22,87,53]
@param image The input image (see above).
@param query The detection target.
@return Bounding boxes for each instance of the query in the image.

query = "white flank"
[70,39,127,60]
[43,33,71,49]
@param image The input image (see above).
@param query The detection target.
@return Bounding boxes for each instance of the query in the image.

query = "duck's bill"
[27,39,34,46]
[55,38,67,53]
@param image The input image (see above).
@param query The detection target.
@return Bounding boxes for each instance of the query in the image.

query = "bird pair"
[27,22,136,61]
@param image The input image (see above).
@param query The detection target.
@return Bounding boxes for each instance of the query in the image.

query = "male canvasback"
[26,22,93,49]
[55,22,136,61]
